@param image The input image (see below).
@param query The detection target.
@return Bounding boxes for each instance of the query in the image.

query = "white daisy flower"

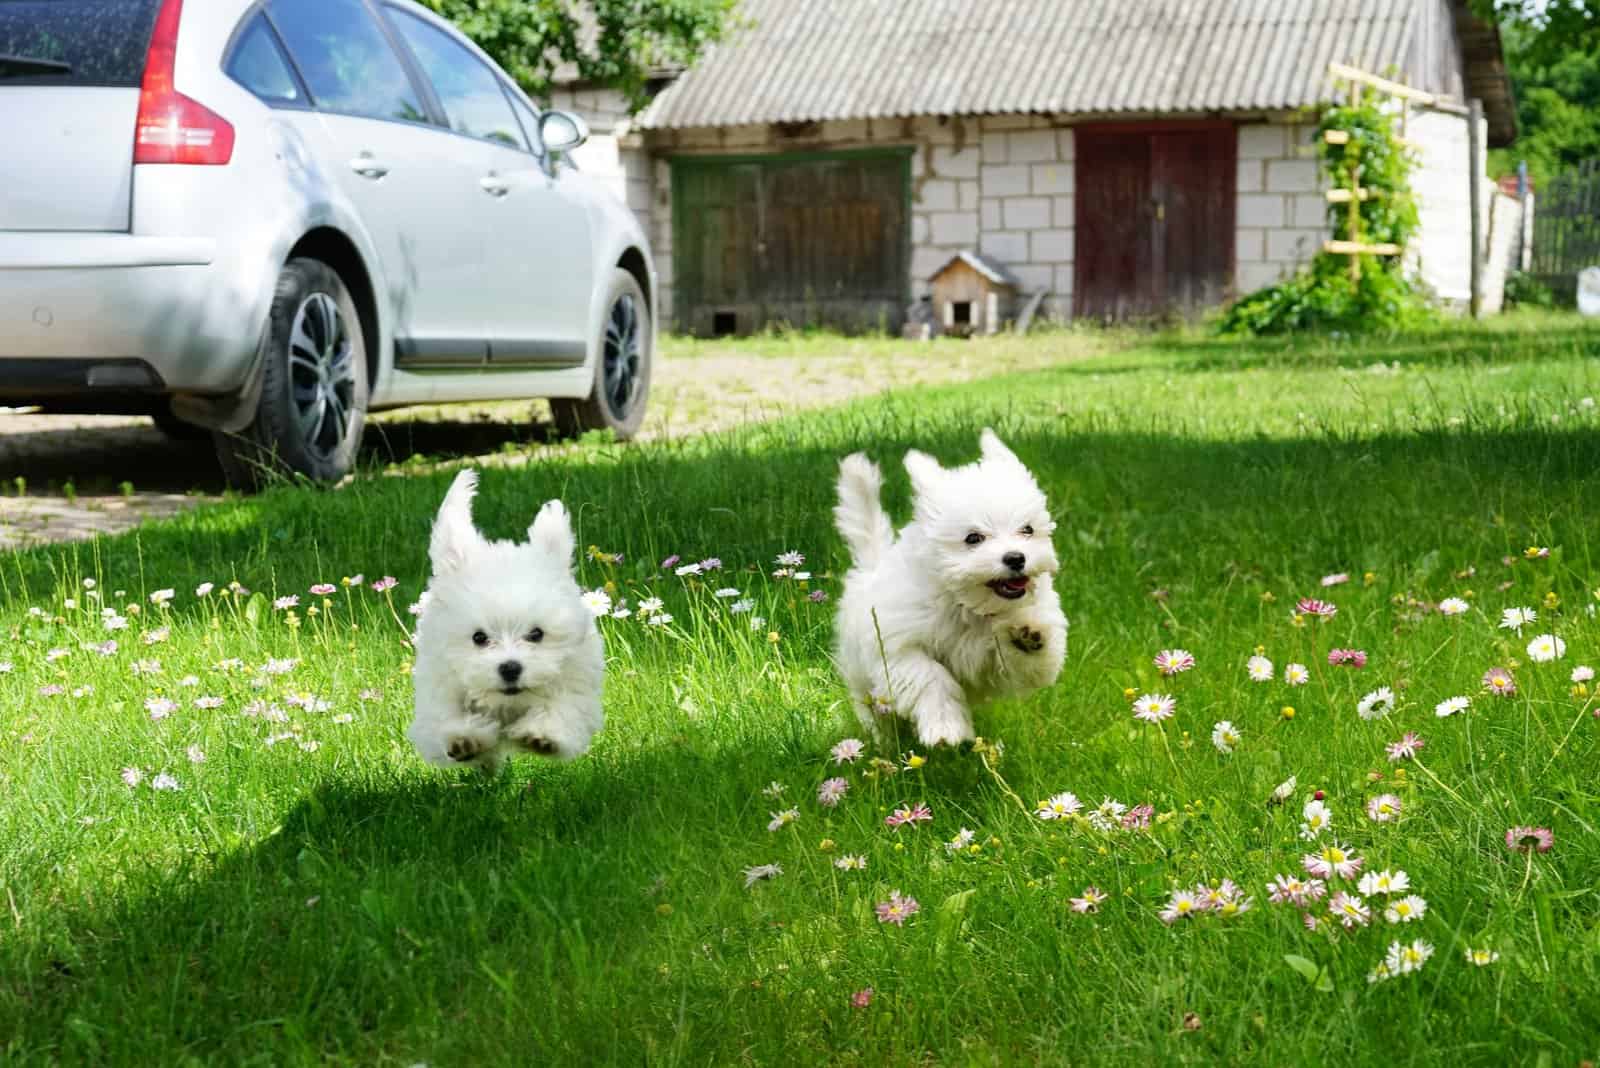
[1299,799,1332,840]
[1356,686,1396,720]
[1283,663,1310,686]
[1246,656,1273,682]
[1526,633,1566,663]
[1499,606,1537,634]
[1434,695,1469,717]
[580,589,613,617]
[1438,597,1469,616]
[1211,720,1242,754]
[1383,895,1428,924]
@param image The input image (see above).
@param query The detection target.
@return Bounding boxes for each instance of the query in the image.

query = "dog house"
[928,252,1019,336]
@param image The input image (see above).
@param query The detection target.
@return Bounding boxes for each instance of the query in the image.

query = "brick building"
[551,0,1517,333]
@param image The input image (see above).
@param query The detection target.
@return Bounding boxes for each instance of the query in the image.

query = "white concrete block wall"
[1234,120,1328,293]
[1408,109,1475,304]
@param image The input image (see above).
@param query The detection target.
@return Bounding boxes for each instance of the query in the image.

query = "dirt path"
[0,333,1096,550]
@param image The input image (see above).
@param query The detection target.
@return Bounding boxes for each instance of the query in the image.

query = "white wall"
[1235,121,1328,292]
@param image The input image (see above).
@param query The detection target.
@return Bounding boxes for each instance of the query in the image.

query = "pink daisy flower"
[1504,826,1554,853]
[1320,573,1350,587]
[1385,732,1424,762]
[817,777,850,807]
[1366,794,1403,822]
[1328,648,1367,667]
[831,737,865,764]
[370,576,398,592]
[1132,693,1176,723]
[1303,842,1363,880]
[1297,598,1338,619]
[1154,649,1196,675]
[1482,667,1516,696]
[851,988,873,1009]
[1121,803,1154,830]
[1267,874,1327,906]
[1329,891,1372,928]
[1069,886,1109,913]
[309,583,336,596]
[885,803,932,829]
[875,890,920,925]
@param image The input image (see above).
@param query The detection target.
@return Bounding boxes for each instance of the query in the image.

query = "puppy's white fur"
[833,429,1068,747]
[408,469,604,773]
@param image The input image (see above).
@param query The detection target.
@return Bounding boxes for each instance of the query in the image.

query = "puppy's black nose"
[497,660,523,683]
[1003,551,1026,572]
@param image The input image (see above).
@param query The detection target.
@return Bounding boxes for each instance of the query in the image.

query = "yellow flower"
[1281,705,1295,720]
[767,631,780,644]
[1363,571,1376,586]
[1393,767,1407,780]
[1543,591,1560,609]
[818,838,836,853]
[1260,591,1277,604]
[903,753,927,770]
[1572,684,1589,698]
[1122,687,1137,700]
[655,903,673,917]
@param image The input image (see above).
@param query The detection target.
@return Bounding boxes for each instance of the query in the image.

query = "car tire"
[550,268,652,441]
[215,258,369,488]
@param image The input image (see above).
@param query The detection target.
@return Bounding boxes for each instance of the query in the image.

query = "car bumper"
[0,232,264,398]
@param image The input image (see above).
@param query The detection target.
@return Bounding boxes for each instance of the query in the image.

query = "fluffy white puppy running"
[408,469,604,773]
[833,429,1068,747]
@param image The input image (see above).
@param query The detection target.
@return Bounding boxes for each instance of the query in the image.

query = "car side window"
[507,91,547,159]
[225,14,304,105]
[386,8,528,150]
[267,0,425,124]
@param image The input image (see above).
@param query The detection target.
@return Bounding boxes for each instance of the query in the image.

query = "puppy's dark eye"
[471,630,489,647]
[964,531,985,546]
[526,627,544,643]
[1020,525,1034,536]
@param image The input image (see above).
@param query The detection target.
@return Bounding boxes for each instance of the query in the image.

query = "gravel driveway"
[0,333,1090,550]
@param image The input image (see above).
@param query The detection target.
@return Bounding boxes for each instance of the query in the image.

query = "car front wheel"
[215,257,369,488]
[551,268,652,441]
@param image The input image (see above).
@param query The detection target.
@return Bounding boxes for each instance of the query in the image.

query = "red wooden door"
[1075,124,1236,320]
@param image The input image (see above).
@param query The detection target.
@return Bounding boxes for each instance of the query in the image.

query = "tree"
[1472,1,1599,67]
[418,0,736,111]
[1478,14,1600,183]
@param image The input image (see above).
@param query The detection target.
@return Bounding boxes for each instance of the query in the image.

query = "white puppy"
[408,469,604,773]
[833,429,1068,747]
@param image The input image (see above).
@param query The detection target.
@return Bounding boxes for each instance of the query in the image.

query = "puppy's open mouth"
[500,686,524,696]
[987,576,1030,600]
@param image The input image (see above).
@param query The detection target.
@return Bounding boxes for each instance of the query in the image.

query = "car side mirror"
[539,110,588,154]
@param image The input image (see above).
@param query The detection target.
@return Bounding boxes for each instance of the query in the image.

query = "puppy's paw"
[1010,624,1045,653]
[446,735,487,763]
[512,732,560,757]
[915,713,976,749]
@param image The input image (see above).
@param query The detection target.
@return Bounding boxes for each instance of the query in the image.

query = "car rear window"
[0,0,161,87]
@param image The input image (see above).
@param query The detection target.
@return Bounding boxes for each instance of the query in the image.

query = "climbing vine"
[1219,97,1432,335]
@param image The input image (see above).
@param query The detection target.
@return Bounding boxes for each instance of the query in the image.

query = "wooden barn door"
[1075,124,1236,321]
[673,150,911,335]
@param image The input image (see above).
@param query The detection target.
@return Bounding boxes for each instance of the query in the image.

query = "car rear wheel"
[550,269,651,441]
[215,258,369,488]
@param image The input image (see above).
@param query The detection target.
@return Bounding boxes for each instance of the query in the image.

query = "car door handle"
[349,155,390,179]
[479,174,511,197]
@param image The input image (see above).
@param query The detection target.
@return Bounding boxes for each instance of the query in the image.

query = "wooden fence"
[1531,159,1600,295]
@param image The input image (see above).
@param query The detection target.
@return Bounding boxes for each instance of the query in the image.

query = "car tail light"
[133,0,234,165]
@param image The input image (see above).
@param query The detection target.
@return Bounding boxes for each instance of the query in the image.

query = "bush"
[1504,271,1556,308]
[1220,97,1434,336]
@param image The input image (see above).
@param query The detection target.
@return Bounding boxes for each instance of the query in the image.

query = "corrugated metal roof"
[638,0,1423,130]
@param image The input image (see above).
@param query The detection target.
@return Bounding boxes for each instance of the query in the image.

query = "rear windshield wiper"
[0,53,73,78]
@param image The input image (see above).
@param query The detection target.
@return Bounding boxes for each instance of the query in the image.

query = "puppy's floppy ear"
[903,449,945,500]
[978,427,1024,468]
[529,499,576,569]
[430,469,484,574]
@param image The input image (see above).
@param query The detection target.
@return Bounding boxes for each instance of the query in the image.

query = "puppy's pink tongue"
[1003,577,1028,592]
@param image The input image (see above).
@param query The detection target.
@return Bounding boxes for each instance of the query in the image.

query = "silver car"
[0,0,655,484]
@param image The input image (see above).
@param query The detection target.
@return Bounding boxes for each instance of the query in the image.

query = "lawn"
[3,319,1599,1065]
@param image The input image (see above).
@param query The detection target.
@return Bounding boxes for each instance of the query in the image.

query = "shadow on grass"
[2,741,766,1061]
[0,411,554,498]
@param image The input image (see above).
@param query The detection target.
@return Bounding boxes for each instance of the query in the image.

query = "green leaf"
[1283,954,1320,982]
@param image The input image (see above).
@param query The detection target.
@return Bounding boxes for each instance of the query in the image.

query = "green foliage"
[416,0,735,110]
[1472,0,1600,68]
[1505,270,1557,308]
[1486,22,1600,186]
[1220,100,1430,336]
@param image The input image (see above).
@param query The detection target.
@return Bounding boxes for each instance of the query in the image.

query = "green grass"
[3,322,1600,1065]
